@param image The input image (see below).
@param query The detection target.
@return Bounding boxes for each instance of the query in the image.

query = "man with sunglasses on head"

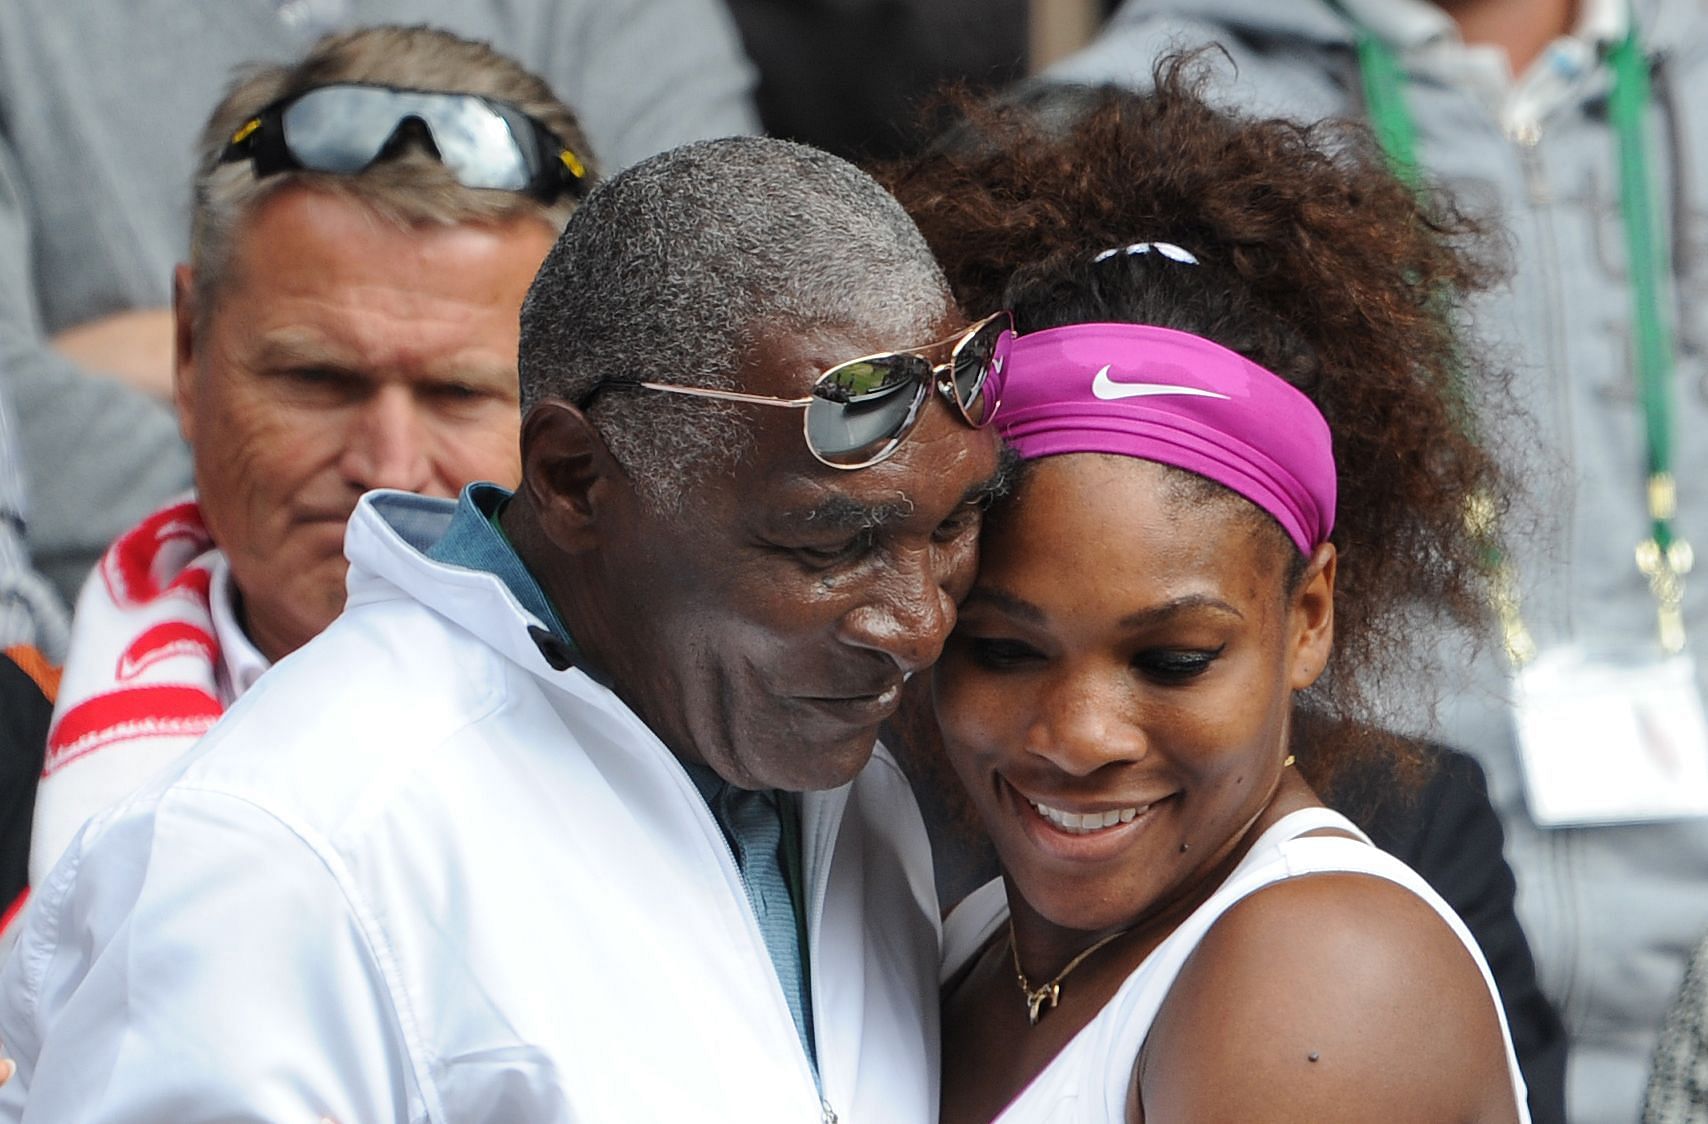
[0,129,1011,1119]
[0,0,758,610]
[16,26,594,919]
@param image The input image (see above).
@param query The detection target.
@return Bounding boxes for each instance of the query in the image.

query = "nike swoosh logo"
[1091,365,1230,401]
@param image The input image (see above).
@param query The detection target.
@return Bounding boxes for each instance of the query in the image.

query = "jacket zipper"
[802,787,850,1124]
[678,769,831,1117]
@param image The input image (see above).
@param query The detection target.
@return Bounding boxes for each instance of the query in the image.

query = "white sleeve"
[0,787,427,1123]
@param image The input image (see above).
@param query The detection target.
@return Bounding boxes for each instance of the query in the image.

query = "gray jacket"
[1049,2,1708,1121]
[0,0,760,601]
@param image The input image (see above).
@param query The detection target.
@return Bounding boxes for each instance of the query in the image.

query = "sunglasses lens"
[949,315,1012,425]
[806,356,931,465]
[431,100,536,189]
[280,88,391,173]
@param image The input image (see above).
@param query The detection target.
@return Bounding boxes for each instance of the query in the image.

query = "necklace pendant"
[1025,981,1060,1025]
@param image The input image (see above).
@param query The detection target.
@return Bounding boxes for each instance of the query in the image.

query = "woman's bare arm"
[1136,872,1521,1124]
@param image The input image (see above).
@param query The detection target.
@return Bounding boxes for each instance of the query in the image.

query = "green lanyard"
[1353,14,1693,653]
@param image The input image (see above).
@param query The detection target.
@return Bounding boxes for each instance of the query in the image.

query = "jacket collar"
[343,488,611,704]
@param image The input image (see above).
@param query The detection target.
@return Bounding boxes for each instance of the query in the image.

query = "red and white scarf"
[30,497,227,888]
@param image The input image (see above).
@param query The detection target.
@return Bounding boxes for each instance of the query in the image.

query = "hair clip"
[1091,241,1199,265]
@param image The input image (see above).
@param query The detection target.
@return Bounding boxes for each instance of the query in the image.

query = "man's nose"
[835,548,959,674]
[339,387,435,494]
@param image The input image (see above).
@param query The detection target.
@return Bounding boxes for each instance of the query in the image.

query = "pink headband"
[995,322,1336,553]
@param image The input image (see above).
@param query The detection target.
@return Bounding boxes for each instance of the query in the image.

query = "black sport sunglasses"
[219,82,590,204]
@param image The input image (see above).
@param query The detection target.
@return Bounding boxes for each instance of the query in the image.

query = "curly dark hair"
[877,59,1512,804]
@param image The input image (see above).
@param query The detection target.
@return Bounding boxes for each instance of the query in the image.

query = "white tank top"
[939,807,1532,1123]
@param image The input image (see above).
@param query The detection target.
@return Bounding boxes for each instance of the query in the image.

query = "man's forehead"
[220,184,552,294]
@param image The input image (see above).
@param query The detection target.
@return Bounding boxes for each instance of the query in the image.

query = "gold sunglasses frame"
[624,310,1014,470]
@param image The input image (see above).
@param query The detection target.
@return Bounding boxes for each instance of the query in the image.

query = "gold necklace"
[1009,920,1132,1026]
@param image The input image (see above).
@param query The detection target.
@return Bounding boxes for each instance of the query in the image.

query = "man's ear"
[1288,542,1336,691]
[516,399,632,556]
[171,264,199,446]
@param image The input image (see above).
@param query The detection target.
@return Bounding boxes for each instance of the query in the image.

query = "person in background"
[0,350,65,975]
[0,649,52,928]
[0,384,65,664]
[0,133,1008,1122]
[0,0,759,603]
[1042,2,1708,1118]
[897,71,1527,1122]
[724,0,1027,160]
[26,25,594,900]
[1645,929,1708,1123]
[0,379,64,928]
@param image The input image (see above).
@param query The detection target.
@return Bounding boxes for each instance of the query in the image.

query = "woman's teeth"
[1029,800,1146,834]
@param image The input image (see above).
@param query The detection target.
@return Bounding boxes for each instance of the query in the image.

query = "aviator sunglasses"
[218,82,591,203]
[590,311,1015,470]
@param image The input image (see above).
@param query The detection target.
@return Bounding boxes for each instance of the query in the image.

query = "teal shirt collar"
[426,482,578,656]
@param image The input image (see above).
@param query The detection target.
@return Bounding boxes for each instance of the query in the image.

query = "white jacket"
[0,490,941,1123]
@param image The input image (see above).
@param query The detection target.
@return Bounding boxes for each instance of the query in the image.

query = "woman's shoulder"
[1136,855,1523,1123]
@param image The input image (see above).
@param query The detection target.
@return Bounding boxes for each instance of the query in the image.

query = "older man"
[0,136,1008,1120]
[27,26,593,892]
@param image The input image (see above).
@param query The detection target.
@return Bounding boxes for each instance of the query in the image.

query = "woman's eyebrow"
[959,586,1044,623]
[1117,594,1243,629]
[960,588,1244,628]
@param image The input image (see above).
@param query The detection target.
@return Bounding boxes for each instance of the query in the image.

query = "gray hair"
[190,24,596,318]
[519,136,953,510]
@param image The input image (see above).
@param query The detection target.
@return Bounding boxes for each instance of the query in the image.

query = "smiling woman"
[886,62,1530,1123]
